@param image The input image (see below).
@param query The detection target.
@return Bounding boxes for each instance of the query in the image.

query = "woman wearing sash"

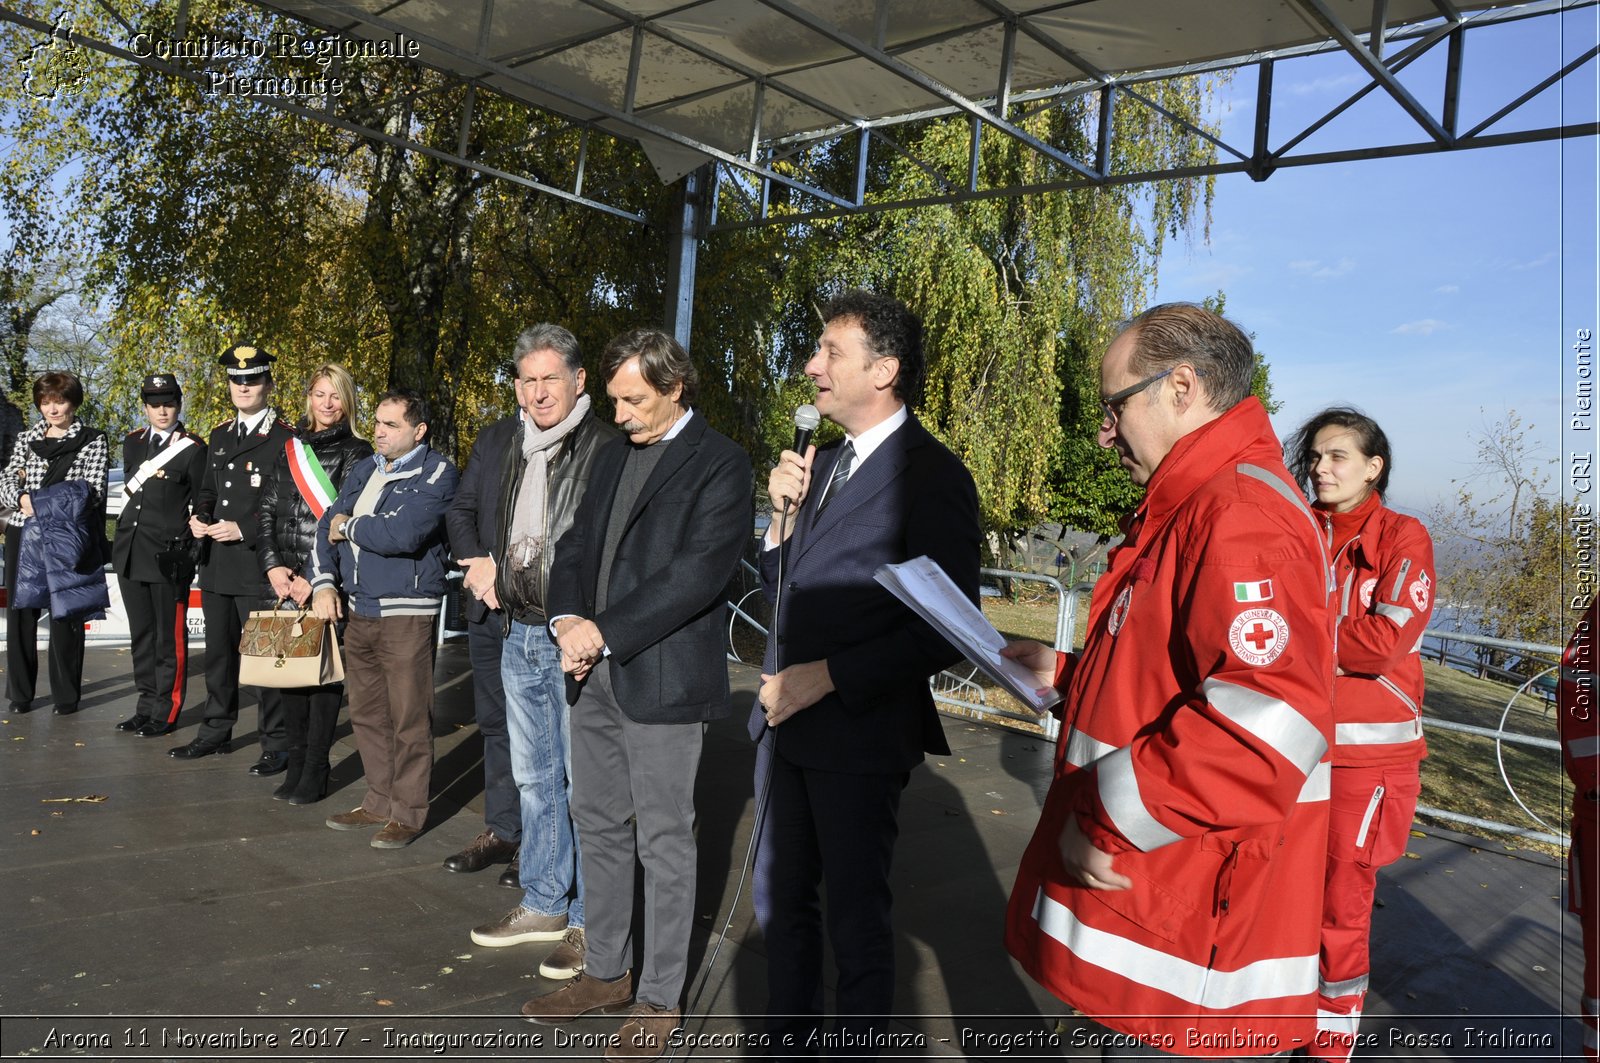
[0,371,109,716]
[258,364,373,802]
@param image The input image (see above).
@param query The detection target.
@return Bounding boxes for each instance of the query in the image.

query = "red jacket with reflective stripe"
[1006,399,1336,1055]
[1322,499,1434,766]
[1560,599,1600,797]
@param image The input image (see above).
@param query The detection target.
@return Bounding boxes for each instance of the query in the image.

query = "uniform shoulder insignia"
[124,428,142,440]
[275,417,294,430]
[212,419,236,434]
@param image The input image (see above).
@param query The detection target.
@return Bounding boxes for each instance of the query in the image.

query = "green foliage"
[727,83,1224,544]
[1203,291,1278,414]
[1,0,680,455]
[4,2,1233,543]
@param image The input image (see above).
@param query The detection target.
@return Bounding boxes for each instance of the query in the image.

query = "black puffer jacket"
[258,421,374,578]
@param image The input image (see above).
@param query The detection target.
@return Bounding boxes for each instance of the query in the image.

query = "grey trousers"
[569,662,704,1010]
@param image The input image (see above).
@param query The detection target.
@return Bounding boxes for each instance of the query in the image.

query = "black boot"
[272,750,306,800]
[288,758,328,804]
[290,687,339,805]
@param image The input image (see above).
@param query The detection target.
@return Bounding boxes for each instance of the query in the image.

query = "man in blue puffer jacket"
[310,389,458,850]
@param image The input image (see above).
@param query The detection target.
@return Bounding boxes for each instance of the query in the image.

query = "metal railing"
[724,579,1576,848]
[1413,628,1568,846]
[1421,628,1563,687]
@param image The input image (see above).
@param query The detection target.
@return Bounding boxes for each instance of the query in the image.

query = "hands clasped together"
[553,616,605,680]
[188,514,244,543]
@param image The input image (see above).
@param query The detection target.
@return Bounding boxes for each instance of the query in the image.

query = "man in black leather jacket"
[455,324,619,986]
[442,404,521,877]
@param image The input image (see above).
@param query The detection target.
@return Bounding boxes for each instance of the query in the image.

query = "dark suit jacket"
[546,412,753,724]
[111,424,208,583]
[195,412,295,596]
[751,414,981,774]
[446,414,520,628]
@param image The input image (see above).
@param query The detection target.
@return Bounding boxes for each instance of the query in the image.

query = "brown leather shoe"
[605,1003,681,1061]
[538,927,586,980]
[325,807,386,831]
[371,821,420,849]
[443,830,518,873]
[521,971,631,1025]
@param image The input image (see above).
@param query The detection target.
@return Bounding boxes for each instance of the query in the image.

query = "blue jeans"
[503,620,583,927]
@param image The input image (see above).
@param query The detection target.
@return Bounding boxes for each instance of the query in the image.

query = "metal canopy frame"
[704,0,1600,231]
[5,1,1595,228]
[2,0,1595,340]
[249,0,1599,234]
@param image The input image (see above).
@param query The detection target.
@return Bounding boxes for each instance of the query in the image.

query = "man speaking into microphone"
[753,290,980,1052]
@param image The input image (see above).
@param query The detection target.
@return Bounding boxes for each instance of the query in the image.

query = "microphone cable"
[677,496,796,1051]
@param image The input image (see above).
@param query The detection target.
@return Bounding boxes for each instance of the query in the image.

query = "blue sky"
[1149,7,1598,516]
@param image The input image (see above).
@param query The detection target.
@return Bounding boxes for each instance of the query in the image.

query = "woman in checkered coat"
[0,371,108,716]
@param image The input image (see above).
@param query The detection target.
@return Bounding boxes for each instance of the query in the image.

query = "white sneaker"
[470,906,567,947]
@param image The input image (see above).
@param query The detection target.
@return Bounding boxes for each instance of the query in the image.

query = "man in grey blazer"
[523,327,752,1062]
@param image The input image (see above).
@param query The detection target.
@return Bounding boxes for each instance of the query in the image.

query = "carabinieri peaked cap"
[140,373,182,402]
[218,343,275,380]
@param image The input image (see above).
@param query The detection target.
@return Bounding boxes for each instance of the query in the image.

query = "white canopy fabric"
[254,0,1525,183]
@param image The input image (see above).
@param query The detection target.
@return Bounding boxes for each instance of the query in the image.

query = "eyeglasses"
[1099,368,1173,425]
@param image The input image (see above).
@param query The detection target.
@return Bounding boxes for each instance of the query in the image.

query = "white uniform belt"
[124,436,197,496]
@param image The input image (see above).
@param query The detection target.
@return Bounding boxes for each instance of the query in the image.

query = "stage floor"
[0,641,1586,1060]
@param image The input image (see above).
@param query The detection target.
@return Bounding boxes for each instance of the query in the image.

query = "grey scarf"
[506,394,590,570]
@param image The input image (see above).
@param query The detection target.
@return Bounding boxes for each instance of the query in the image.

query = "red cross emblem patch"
[1108,586,1133,635]
[1359,578,1377,610]
[1228,607,1290,666]
[1409,572,1432,613]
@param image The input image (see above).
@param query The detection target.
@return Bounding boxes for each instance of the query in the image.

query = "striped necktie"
[817,441,855,512]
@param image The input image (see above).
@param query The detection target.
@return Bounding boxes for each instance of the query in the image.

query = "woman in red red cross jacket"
[1286,407,1436,1062]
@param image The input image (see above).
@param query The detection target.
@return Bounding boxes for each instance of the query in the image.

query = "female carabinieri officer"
[257,364,373,803]
[1287,407,1436,1063]
[111,373,207,737]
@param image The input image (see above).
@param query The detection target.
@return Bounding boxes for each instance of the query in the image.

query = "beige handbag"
[238,606,344,688]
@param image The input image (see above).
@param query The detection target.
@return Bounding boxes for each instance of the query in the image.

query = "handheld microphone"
[792,404,820,454]
[779,405,822,514]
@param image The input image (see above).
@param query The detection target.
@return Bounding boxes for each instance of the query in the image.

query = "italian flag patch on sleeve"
[1233,580,1273,603]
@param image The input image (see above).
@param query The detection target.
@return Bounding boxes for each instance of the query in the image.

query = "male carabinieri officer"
[170,345,294,768]
[112,373,207,738]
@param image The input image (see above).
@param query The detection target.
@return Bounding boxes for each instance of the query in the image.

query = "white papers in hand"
[874,556,1063,714]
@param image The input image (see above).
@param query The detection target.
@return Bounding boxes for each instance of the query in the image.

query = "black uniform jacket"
[195,412,295,596]
[111,424,208,583]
